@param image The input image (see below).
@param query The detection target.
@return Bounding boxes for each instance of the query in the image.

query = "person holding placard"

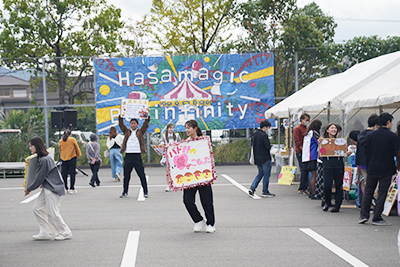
[248,120,275,198]
[118,109,150,198]
[160,123,181,192]
[183,120,216,233]
[59,130,82,194]
[359,113,400,226]
[107,126,124,182]
[302,119,322,200]
[25,136,72,241]
[320,123,345,212]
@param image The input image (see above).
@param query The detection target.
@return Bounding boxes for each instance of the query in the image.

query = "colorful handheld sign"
[319,138,347,157]
[166,136,216,190]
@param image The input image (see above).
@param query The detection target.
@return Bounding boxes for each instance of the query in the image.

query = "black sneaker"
[358,217,368,224]
[372,219,391,226]
[248,189,254,196]
[262,192,275,198]
[119,193,127,198]
[89,182,95,188]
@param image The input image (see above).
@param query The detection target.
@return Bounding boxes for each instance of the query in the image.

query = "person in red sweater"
[294,113,310,195]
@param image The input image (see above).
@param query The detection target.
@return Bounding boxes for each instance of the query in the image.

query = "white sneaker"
[68,189,78,194]
[33,233,53,240]
[55,232,73,241]
[115,173,121,182]
[193,219,206,232]
[165,186,172,192]
[206,225,216,233]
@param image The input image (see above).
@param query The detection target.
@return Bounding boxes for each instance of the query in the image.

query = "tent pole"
[278,117,281,149]
[327,102,331,123]
[379,105,383,115]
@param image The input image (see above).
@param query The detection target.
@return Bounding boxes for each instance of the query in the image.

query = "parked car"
[52,130,95,146]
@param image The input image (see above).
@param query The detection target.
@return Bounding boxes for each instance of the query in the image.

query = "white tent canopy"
[265,51,400,118]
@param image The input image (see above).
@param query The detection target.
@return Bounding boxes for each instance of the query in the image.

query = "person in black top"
[359,113,400,226]
[248,120,275,198]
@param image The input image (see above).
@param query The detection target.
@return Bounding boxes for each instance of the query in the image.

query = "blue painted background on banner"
[94,53,274,134]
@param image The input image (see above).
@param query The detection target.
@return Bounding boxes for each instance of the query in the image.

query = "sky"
[107,0,400,44]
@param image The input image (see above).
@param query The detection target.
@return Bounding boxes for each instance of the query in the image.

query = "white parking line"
[221,174,261,199]
[137,175,149,202]
[120,231,140,267]
[20,192,40,204]
[300,228,369,267]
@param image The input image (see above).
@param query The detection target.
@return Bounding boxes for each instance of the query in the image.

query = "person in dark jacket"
[355,114,379,200]
[359,112,400,226]
[248,120,275,198]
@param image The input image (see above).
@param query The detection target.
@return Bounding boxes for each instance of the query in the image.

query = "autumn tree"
[0,0,124,104]
[149,0,235,54]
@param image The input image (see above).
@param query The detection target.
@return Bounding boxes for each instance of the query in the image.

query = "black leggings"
[323,168,344,208]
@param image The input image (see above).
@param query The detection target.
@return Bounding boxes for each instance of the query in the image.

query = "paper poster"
[277,166,296,185]
[151,144,164,156]
[343,166,352,191]
[165,136,216,190]
[120,99,149,120]
[382,183,398,216]
[319,138,347,157]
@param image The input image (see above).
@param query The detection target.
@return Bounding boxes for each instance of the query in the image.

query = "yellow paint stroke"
[199,115,209,130]
[97,105,120,124]
[166,56,178,78]
[234,66,274,84]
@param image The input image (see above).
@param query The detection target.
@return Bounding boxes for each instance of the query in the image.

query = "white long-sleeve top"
[106,134,124,150]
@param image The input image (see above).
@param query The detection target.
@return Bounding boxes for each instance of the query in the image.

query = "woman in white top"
[160,123,181,191]
[106,126,124,182]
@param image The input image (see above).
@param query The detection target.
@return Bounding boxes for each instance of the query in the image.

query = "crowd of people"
[294,112,400,225]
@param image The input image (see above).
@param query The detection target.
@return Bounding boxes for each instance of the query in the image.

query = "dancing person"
[248,120,275,198]
[183,120,216,233]
[294,113,310,195]
[106,126,124,182]
[302,119,322,199]
[321,123,345,212]
[25,136,72,241]
[59,130,81,194]
[160,123,181,192]
[87,133,102,187]
[359,113,400,225]
[118,109,150,198]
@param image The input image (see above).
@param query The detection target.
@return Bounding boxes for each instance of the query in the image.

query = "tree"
[149,0,235,54]
[334,35,400,70]
[233,0,296,52]
[276,2,337,97]
[0,0,124,104]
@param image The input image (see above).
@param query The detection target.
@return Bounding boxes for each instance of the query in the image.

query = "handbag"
[104,149,110,158]
[249,147,255,165]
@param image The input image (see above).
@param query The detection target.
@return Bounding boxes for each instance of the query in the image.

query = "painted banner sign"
[319,138,347,157]
[94,53,274,134]
[165,136,216,190]
[343,166,352,191]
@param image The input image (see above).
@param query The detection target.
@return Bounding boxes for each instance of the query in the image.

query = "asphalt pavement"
[0,165,399,267]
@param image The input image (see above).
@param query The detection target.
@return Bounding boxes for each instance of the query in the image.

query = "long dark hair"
[185,120,203,137]
[323,123,338,138]
[307,119,322,134]
[165,123,176,143]
[62,130,71,142]
[109,126,118,139]
[29,136,49,158]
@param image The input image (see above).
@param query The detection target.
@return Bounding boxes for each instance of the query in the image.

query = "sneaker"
[297,190,303,194]
[115,173,121,182]
[89,182,95,188]
[248,188,255,196]
[68,189,77,194]
[119,193,128,198]
[144,194,148,198]
[55,232,72,241]
[358,217,368,224]
[262,192,275,198]
[165,186,172,192]
[303,190,309,196]
[205,225,216,233]
[308,194,317,200]
[33,233,53,240]
[372,219,391,226]
[193,219,206,232]
[371,198,377,206]
[96,183,100,187]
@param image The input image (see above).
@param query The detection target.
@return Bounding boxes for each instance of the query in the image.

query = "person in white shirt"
[106,126,124,182]
[160,123,181,192]
[118,111,150,198]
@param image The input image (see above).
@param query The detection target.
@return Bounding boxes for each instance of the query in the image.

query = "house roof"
[0,75,30,86]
